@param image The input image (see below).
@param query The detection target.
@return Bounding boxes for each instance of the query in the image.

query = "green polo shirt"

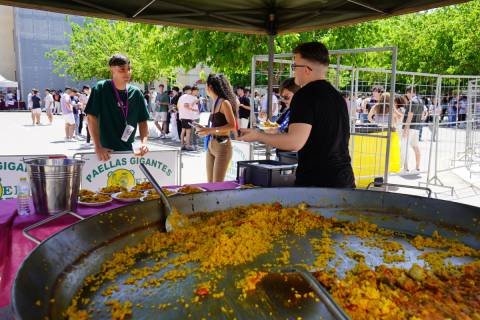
[156,92,170,113]
[85,80,149,151]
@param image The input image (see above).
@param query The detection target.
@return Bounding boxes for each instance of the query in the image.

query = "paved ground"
[1,111,480,206]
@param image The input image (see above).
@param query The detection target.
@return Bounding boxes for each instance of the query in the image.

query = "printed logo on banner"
[107,169,136,189]
[79,151,178,190]
[0,158,28,199]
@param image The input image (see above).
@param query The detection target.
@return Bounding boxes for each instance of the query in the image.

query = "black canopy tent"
[0,0,469,119]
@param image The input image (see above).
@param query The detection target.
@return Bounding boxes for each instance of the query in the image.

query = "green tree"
[46,0,480,85]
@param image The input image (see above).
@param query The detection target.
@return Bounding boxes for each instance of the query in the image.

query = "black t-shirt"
[289,80,355,188]
[238,96,250,119]
[402,96,424,130]
[31,95,41,109]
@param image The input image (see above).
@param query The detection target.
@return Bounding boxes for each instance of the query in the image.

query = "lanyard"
[279,109,291,132]
[111,80,129,123]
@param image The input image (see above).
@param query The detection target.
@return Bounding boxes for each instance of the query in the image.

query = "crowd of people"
[24,86,92,144]
[16,43,479,185]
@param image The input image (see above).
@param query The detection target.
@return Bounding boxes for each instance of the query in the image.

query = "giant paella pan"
[12,188,480,319]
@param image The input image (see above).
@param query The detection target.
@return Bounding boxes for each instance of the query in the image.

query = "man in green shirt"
[154,84,169,138]
[85,54,150,161]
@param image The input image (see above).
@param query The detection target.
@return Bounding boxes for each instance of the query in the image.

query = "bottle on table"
[17,177,32,216]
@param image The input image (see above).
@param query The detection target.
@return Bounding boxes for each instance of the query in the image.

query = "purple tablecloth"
[0,181,239,308]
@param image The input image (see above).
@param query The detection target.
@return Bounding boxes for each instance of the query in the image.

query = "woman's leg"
[212,140,233,182]
[206,141,215,183]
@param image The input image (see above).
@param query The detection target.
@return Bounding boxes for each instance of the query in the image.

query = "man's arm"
[240,123,312,151]
[87,115,112,161]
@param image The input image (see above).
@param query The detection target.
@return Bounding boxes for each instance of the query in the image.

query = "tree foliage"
[46,0,480,85]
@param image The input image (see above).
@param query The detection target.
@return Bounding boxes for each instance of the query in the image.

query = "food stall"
[0,0,477,319]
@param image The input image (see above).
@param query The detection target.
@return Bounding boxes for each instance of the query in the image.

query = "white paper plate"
[111,192,142,202]
[78,198,112,207]
[175,186,207,194]
[97,187,126,195]
[140,195,161,202]
[130,185,155,193]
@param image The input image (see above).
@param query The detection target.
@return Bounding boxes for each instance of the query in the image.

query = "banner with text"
[0,154,66,199]
[75,150,180,191]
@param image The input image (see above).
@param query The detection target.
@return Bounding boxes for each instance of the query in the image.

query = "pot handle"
[367,177,432,198]
[23,211,85,245]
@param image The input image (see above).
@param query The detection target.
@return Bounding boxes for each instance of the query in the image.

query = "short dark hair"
[372,85,385,93]
[183,85,192,92]
[108,54,130,67]
[71,88,79,93]
[82,85,90,90]
[159,84,164,88]
[191,86,199,91]
[405,85,416,94]
[293,42,329,66]
[280,77,300,94]
[172,86,179,92]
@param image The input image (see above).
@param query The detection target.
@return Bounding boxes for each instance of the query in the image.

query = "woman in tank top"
[196,74,237,182]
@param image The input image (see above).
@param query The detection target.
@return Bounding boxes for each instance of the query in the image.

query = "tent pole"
[266,34,275,160]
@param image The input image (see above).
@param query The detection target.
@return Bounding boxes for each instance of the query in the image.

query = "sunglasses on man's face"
[291,64,312,71]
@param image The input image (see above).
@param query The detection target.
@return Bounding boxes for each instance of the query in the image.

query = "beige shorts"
[31,108,41,114]
[155,111,168,122]
[63,113,75,125]
[403,129,419,148]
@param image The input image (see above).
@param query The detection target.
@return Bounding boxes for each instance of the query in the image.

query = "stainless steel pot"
[24,157,84,215]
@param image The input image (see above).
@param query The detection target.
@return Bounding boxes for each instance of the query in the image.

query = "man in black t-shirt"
[240,42,355,188]
[31,89,42,125]
[237,87,251,128]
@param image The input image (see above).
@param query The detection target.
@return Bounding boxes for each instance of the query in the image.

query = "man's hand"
[134,144,149,157]
[95,146,113,161]
[238,128,261,142]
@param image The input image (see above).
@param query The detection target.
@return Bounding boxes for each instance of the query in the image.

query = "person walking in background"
[447,95,457,127]
[458,95,467,128]
[70,88,81,139]
[361,85,384,123]
[44,89,54,124]
[79,85,91,143]
[177,86,198,151]
[237,87,251,129]
[27,89,34,122]
[149,86,157,118]
[154,84,169,138]
[31,89,42,125]
[260,88,279,122]
[53,91,61,115]
[61,88,76,141]
[401,86,424,173]
[196,74,237,182]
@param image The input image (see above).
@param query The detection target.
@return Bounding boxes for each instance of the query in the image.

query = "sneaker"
[181,146,187,151]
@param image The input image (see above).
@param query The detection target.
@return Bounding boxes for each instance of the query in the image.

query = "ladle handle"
[139,163,172,212]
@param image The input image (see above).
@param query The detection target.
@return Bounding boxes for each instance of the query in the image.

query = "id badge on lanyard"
[111,80,134,142]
